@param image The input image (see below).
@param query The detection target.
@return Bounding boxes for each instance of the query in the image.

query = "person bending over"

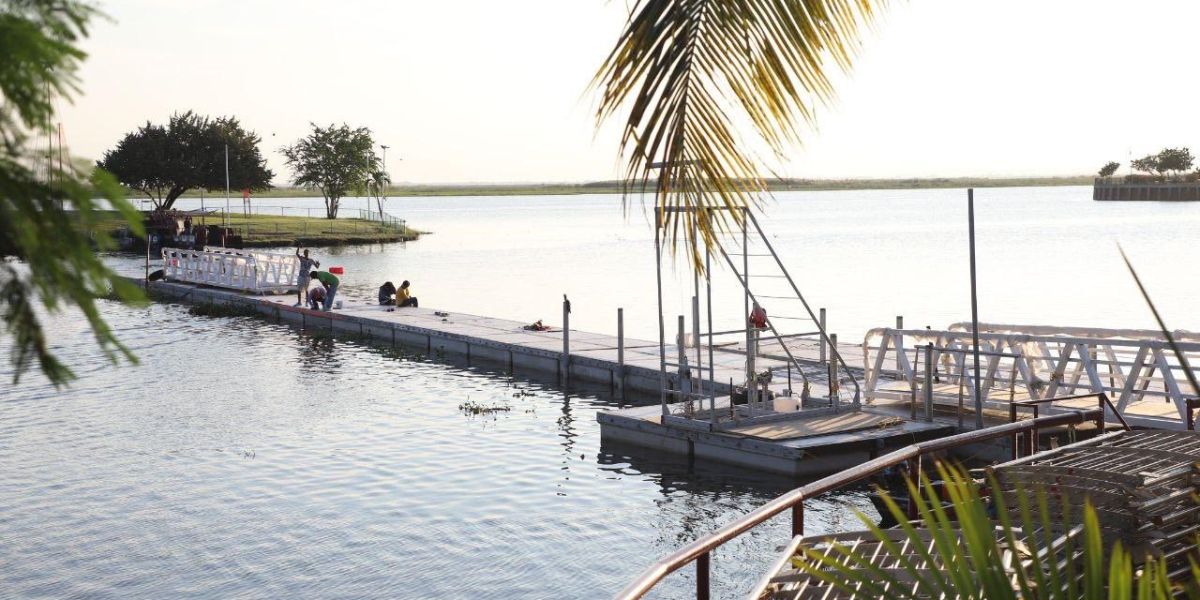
[378,281,397,306]
[310,270,340,311]
[307,284,326,311]
[397,280,418,308]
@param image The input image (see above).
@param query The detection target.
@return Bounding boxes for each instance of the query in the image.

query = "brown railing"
[614,396,1112,600]
[1007,393,1131,459]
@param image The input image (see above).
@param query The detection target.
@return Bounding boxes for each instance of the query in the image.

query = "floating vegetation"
[459,399,512,416]
[187,303,260,318]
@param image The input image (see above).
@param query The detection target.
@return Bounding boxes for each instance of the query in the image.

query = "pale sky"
[59,0,1200,185]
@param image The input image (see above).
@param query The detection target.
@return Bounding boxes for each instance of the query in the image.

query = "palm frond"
[594,0,884,271]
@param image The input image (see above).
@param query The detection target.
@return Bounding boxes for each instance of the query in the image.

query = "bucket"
[329,266,345,275]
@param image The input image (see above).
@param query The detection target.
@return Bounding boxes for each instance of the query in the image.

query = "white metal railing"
[161,247,298,294]
[862,325,1200,428]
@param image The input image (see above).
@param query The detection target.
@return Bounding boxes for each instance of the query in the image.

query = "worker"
[310,269,339,311]
[307,283,326,310]
[378,281,397,306]
[295,247,321,307]
[397,280,418,308]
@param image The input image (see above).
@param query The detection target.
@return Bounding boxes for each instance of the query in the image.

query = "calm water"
[142,186,1200,343]
[7,186,1200,598]
[0,303,872,599]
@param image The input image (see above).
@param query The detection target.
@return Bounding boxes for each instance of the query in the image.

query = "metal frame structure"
[614,400,1112,600]
[161,247,297,294]
[651,202,861,430]
[863,326,1200,429]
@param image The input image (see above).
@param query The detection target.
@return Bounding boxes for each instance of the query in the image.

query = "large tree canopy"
[98,111,273,210]
[281,123,378,219]
[594,0,883,270]
[1,0,143,385]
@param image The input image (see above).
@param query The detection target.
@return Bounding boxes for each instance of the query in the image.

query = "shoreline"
[162,176,1093,200]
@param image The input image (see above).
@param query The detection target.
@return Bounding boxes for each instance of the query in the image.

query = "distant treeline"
[156,175,1092,200]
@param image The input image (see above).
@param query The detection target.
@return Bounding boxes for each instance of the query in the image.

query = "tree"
[594,0,883,271]
[1156,147,1194,176]
[369,169,390,216]
[1,0,144,385]
[1098,161,1120,177]
[1131,154,1161,175]
[281,123,379,219]
[98,111,273,211]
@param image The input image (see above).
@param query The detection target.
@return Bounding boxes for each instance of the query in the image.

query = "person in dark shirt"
[378,281,397,306]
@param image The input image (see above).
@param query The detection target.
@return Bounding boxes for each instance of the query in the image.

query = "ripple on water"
[0,301,880,598]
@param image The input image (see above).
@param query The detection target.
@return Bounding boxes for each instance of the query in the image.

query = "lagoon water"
[5,186,1200,598]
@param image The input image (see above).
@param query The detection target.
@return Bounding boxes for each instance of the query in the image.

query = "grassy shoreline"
[162,176,1093,200]
[91,211,420,248]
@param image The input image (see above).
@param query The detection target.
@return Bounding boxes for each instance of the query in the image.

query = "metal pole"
[924,343,934,422]
[562,297,570,385]
[224,144,230,228]
[968,188,984,429]
[742,207,751,392]
[617,308,625,398]
[706,245,715,423]
[830,333,840,411]
[655,206,667,417]
[819,308,827,364]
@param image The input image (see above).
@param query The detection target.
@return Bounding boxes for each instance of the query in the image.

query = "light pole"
[380,145,390,219]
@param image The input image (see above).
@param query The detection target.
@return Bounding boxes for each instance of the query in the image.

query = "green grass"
[162,176,1094,200]
[91,211,420,248]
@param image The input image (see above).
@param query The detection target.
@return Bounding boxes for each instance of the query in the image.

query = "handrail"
[614,405,1105,600]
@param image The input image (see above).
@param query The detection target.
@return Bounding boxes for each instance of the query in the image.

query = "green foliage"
[0,0,144,386]
[97,110,273,211]
[593,0,884,272]
[1131,154,1161,175]
[1098,161,1120,177]
[1156,147,1194,176]
[280,123,379,219]
[795,464,1200,599]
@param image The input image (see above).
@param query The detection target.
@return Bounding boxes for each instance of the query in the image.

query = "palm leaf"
[593,0,884,271]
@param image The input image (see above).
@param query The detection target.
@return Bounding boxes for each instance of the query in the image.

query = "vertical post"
[617,308,625,398]
[968,188,984,429]
[924,343,934,422]
[692,294,701,385]
[223,144,230,229]
[144,237,150,291]
[655,208,668,417]
[561,297,570,385]
[792,503,804,537]
[706,245,716,424]
[696,552,711,600]
[830,333,840,411]
[742,207,751,398]
[677,315,689,400]
[819,308,827,364]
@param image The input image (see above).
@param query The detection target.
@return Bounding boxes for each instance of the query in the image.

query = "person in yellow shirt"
[397,280,418,308]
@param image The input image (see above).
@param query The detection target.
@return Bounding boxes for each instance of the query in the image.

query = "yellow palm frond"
[594,0,885,271]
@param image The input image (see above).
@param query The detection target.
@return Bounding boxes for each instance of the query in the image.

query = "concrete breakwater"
[1093,180,1200,201]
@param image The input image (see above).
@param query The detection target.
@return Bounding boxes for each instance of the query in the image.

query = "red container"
[329,266,345,275]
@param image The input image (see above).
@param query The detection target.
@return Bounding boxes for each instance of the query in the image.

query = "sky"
[58,0,1200,185]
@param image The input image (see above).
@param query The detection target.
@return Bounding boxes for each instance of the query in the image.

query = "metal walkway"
[863,324,1200,429]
